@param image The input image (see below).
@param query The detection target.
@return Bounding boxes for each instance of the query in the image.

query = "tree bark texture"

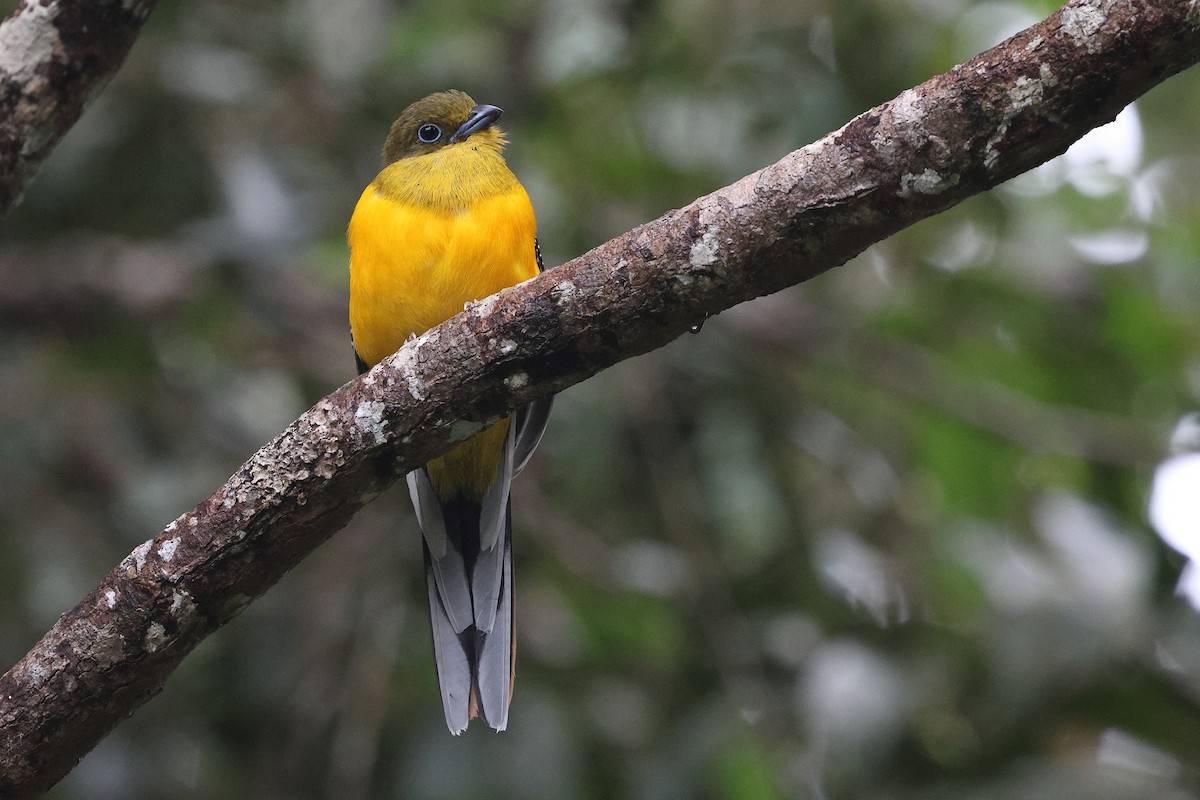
[2,0,1199,795]
[0,0,158,215]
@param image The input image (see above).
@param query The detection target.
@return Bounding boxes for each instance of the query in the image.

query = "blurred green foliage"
[2,0,1200,798]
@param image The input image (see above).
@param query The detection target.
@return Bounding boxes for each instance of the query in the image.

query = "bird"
[347,90,551,733]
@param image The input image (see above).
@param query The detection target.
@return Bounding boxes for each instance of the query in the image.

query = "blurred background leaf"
[2,0,1200,798]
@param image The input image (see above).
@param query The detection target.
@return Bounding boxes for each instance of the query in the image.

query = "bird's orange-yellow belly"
[348,185,538,500]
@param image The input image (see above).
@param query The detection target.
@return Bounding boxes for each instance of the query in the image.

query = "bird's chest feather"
[347,182,537,367]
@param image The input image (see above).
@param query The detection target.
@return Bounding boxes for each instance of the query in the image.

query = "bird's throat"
[373,142,520,214]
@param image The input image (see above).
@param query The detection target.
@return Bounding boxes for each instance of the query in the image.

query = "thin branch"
[1,0,1198,795]
[0,0,158,215]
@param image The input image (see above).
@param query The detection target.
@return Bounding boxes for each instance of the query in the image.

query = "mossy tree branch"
[0,0,158,215]
[2,0,1199,795]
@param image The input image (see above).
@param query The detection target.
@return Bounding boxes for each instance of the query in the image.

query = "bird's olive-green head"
[382,90,505,165]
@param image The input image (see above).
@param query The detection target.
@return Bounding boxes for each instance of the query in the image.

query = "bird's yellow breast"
[347,143,538,500]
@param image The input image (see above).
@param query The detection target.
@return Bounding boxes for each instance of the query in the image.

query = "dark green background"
[2,0,1199,797]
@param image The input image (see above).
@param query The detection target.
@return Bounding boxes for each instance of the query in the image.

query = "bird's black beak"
[449,104,502,144]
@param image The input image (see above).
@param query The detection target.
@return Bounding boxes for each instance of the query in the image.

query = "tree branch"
[0,0,158,215]
[2,0,1198,795]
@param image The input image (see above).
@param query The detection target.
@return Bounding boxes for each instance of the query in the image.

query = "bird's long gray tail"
[420,499,514,733]
[407,397,551,733]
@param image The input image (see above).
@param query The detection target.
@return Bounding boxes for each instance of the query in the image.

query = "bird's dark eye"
[417,124,442,144]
